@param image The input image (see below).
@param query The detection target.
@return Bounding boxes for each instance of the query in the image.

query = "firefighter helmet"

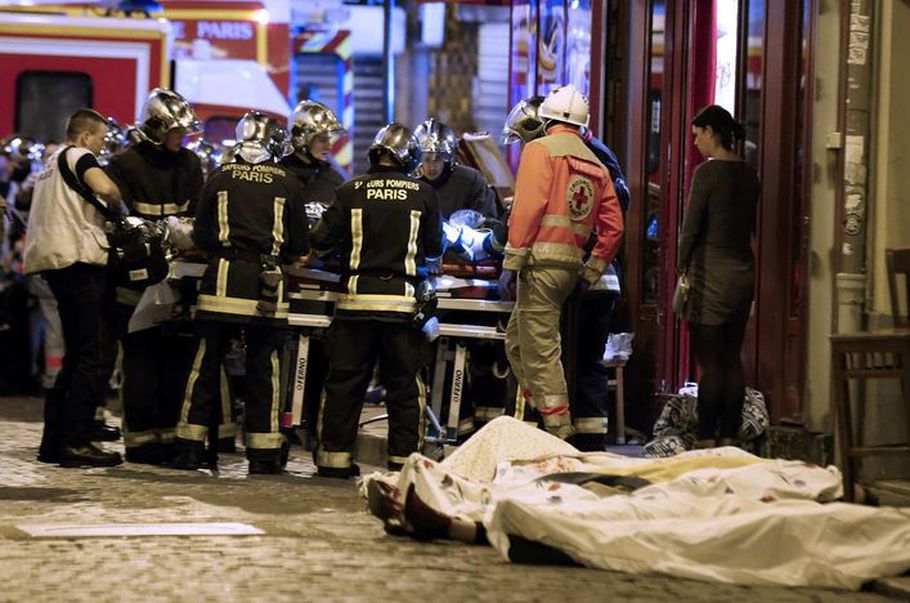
[413,118,457,166]
[136,88,202,145]
[538,84,590,128]
[502,96,546,145]
[97,118,129,166]
[232,110,292,164]
[367,123,421,174]
[186,138,224,178]
[289,100,346,153]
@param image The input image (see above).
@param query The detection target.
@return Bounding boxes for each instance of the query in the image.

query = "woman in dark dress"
[678,105,760,448]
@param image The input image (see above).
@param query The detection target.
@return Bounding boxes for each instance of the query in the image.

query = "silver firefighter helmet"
[97,118,129,166]
[289,100,346,153]
[186,138,224,178]
[413,117,457,166]
[367,122,421,174]
[232,110,292,164]
[136,88,202,146]
[502,95,546,145]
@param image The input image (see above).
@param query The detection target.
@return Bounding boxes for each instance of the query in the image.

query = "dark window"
[16,71,93,142]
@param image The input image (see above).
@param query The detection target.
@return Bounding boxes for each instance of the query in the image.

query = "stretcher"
[283,265,513,443]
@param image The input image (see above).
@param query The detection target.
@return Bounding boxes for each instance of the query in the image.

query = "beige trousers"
[505,266,578,439]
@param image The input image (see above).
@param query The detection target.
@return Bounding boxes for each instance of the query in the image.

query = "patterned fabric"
[644,386,769,458]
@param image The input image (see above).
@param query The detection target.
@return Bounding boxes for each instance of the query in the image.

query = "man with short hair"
[23,108,124,467]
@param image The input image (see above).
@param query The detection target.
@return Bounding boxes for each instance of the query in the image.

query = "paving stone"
[0,396,901,602]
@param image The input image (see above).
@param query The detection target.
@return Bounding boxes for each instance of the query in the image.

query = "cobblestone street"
[0,396,903,603]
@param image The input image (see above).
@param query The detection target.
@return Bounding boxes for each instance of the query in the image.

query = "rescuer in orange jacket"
[498,84,624,439]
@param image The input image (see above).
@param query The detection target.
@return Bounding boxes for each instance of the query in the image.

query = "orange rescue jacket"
[504,125,624,284]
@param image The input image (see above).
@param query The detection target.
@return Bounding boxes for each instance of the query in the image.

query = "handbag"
[672,272,690,315]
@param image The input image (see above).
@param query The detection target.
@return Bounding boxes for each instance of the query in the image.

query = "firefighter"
[498,85,624,440]
[173,111,308,474]
[105,88,211,465]
[413,117,503,439]
[280,100,347,447]
[282,100,346,208]
[413,118,498,220]
[503,95,631,450]
[310,123,443,477]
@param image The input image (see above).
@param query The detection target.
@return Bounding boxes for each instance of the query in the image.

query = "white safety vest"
[23,147,110,274]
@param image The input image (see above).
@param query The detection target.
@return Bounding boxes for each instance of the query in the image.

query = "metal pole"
[834,0,874,336]
[382,0,396,124]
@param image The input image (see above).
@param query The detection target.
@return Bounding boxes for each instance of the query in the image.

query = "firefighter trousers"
[568,291,617,451]
[177,323,285,462]
[119,323,201,452]
[505,266,578,439]
[317,318,428,471]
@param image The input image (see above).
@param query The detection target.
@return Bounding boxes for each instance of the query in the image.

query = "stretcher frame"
[286,287,513,443]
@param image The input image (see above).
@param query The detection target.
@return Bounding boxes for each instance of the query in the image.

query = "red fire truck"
[0,1,291,142]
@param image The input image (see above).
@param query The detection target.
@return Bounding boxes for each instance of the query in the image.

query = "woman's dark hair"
[692,105,745,151]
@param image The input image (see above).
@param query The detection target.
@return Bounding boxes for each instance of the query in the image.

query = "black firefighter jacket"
[310,165,443,322]
[106,141,205,305]
[280,153,345,207]
[107,141,204,220]
[192,161,309,325]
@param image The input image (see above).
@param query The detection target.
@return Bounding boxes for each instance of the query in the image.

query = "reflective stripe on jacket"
[505,125,624,284]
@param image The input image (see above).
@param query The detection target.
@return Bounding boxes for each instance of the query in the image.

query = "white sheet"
[362,417,910,590]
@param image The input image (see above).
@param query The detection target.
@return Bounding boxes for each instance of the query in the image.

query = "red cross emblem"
[567,177,594,221]
[572,186,590,211]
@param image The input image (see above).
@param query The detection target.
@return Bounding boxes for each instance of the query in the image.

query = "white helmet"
[538,84,590,129]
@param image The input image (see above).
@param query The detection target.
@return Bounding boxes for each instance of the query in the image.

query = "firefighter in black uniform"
[281,100,346,208]
[280,100,347,447]
[413,118,498,220]
[173,111,309,474]
[311,123,443,477]
[503,96,631,451]
[105,88,207,465]
[414,118,505,439]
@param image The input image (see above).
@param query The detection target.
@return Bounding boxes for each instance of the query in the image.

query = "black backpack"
[57,147,169,288]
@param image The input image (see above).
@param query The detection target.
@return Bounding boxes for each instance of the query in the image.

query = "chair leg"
[901,343,910,472]
[832,355,856,503]
[615,366,625,445]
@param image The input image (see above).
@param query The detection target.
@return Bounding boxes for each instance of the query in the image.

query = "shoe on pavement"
[91,420,122,442]
[59,443,123,468]
[172,447,206,471]
[37,451,61,464]
[316,464,361,479]
[125,444,168,466]
[248,459,282,475]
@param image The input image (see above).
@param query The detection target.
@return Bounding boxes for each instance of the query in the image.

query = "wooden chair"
[603,358,627,444]
[831,248,910,502]
[887,248,910,327]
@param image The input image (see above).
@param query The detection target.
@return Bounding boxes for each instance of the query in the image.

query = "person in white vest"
[23,108,125,468]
